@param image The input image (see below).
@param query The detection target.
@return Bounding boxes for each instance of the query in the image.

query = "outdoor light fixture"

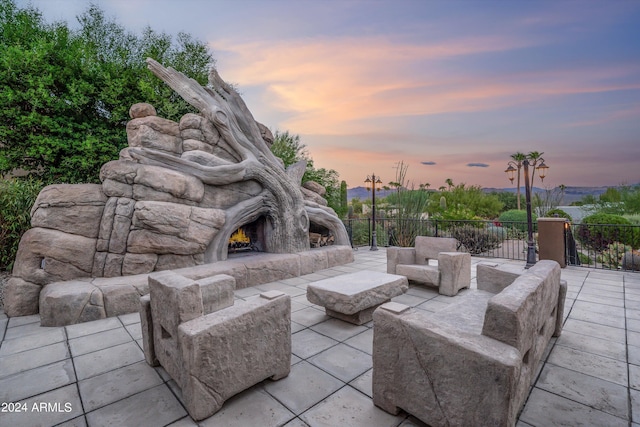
[505,153,549,268]
[365,174,382,251]
[505,165,517,183]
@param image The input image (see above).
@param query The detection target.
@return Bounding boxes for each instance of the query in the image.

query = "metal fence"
[342,218,640,272]
[565,221,640,271]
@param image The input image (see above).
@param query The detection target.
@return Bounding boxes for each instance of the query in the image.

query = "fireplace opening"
[228,216,267,254]
[309,223,335,248]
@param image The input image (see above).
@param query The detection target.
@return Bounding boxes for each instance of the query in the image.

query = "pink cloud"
[214,36,640,137]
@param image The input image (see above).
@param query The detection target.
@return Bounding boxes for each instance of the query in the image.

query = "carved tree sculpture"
[135,58,349,261]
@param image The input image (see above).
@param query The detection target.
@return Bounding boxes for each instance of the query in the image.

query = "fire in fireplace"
[228,217,267,254]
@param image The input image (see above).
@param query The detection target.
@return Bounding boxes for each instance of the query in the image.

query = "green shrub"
[498,210,537,233]
[577,213,639,251]
[544,208,573,222]
[451,225,502,255]
[0,178,44,270]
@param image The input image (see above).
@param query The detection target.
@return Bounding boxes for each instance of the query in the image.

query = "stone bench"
[372,260,567,427]
[306,271,408,325]
[387,236,470,296]
[37,245,353,326]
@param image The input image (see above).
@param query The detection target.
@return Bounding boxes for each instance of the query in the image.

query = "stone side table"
[306,271,408,324]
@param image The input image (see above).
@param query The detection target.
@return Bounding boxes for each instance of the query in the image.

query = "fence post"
[538,217,567,267]
[434,219,439,237]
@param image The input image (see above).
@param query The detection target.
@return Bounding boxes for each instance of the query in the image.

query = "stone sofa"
[372,260,566,427]
[140,271,290,421]
[386,236,470,296]
[38,245,353,326]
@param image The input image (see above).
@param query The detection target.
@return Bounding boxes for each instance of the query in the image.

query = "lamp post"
[505,154,549,268]
[365,174,382,251]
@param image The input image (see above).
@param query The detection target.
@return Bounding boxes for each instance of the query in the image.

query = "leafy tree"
[621,185,640,214]
[576,185,640,215]
[490,191,520,212]
[0,0,213,184]
[269,130,342,212]
[427,180,503,220]
[349,197,363,217]
[337,180,348,219]
[600,187,622,203]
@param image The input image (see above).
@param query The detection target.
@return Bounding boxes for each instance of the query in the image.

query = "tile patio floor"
[1,248,639,426]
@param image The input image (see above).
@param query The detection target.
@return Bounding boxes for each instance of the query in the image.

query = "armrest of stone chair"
[476,262,522,294]
[139,272,236,368]
[177,291,292,421]
[373,302,522,427]
[436,252,471,296]
[386,247,417,274]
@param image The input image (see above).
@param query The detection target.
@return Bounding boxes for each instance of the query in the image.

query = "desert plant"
[451,225,502,255]
[597,242,633,269]
[577,213,639,251]
[382,161,430,246]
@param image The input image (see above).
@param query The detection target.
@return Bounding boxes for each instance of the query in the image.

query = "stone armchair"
[386,236,470,296]
[372,260,566,427]
[140,271,291,421]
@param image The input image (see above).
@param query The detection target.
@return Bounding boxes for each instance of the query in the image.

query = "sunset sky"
[20,0,640,189]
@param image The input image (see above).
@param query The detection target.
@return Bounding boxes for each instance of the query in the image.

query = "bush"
[451,225,502,255]
[577,213,639,251]
[544,208,573,222]
[498,209,537,233]
[0,178,44,270]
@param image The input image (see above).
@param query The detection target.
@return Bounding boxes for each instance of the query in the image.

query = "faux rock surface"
[177,292,291,420]
[30,184,106,238]
[437,252,471,296]
[307,271,408,315]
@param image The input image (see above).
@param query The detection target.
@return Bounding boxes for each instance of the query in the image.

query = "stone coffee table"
[306,270,409,325]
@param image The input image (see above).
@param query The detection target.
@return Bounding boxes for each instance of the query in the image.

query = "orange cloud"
[213,36,640,137]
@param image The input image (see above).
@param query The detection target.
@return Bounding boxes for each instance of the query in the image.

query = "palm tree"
[445,178,454,189]
[510,152,526,210]
[527,151,544,188]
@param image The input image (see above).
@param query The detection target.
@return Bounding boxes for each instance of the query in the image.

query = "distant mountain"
[482,185,611,204]
[348,184,625,204]
[347,186,394,201]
